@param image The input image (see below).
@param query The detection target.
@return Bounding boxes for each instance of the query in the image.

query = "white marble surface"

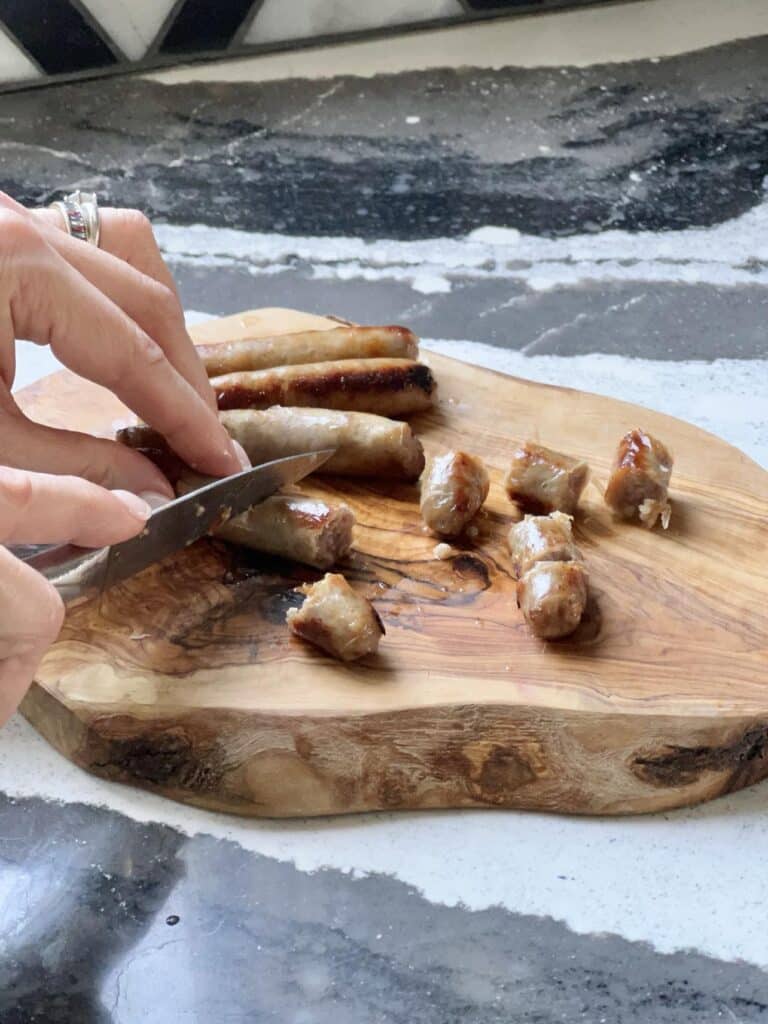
[6,299,768,970]
[248,0,462,46]
[155,190,768,295]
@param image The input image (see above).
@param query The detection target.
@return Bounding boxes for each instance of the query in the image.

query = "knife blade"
[23,448,334,605]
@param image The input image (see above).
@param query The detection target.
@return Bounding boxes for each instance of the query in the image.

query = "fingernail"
[231,440,251,471]
[113,490,152,519]
[137,490,173,511]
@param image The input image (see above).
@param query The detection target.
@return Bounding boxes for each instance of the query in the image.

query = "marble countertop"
[2,14,768,1022]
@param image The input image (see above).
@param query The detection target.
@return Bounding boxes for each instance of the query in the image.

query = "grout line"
[67,0,129,63]
[229,0,267,50]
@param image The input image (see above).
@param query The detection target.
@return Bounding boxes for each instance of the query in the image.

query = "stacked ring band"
[50,190,100,246]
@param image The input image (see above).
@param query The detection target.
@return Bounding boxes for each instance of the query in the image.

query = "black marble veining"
[1,794,767,1023]
[0,35,765,359]
[0,36,767,240]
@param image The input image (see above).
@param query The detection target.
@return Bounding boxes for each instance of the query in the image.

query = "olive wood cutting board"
[16,308,768,817]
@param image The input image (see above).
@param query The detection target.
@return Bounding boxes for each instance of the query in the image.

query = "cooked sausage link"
[211,358,436,417]
[219,407,426,480]
[198,325,419,376]
[118,407,425,482]
[604,428,673,529]
[508,511,589,639]
[504,441,589,515]
[287,573,384,661]
[214,495,354,569]
[420,450,489,538]
[517,561,588,640]
[177,469,355,569]
[507,511,581,577]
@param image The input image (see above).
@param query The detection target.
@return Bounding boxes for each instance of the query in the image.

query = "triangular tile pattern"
[77,0,178,60]
[0,0,117,74]
[247,0,464,45]
[0,25,39,80]
[0,0,599,87]
[158,0,258,54]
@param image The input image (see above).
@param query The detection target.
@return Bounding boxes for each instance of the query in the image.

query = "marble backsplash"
[0,0,612,91]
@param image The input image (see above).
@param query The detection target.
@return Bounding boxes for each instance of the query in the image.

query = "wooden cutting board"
[16,308,768,817]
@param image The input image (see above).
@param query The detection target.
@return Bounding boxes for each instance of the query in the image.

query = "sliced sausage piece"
[198,325,419,376]
[507,511,582,577]
[508,511,589,640]
[504,441,589,515]
[420,451,490,538]
[604,428,673,529]
[176,474,354,570]
[286,573,384,661]
[211,358,436,417]
[517,561,588,640]
[118,407,425,482]
[213,495,354,569]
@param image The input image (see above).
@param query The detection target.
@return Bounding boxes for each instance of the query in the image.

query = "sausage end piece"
[287,573,384,661]
[504,441,589,515]
[420,450,490,538]
[604,429,673,529]
[517,560,588,639]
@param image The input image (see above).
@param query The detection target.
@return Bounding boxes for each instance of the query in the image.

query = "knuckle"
[72,444,117,490]
[117,208,153,241]
[133,326,165,367]
[99,323,164,390]
[151,281,184,329]
[0,210,44,258]
[0,466,33,512]
[154,280,183,323]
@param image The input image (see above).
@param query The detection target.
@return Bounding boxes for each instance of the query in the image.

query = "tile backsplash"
[0,0,612,90]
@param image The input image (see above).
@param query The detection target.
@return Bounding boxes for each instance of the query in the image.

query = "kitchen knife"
[22,449,334,605]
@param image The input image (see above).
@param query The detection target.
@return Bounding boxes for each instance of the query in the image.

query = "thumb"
[0,545,64,725]
[0,466,152,547]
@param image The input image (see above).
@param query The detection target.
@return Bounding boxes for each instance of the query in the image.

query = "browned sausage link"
[197,325,419,376]
[508,512,588,639]
[420,451,489,538]
[286,572,384,661]
[176,474,354,569]
[115,425,188,485]
[504,441,589,515]
[516,561,588,640]
[211,359,436,417]
[117,406,425,481]
[507,511,581,578]
[214,496,354,569]
[604,428,673,529]
[220,407,425,479]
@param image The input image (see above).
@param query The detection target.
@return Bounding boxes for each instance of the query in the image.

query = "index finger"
[29,199,217,413]
[6,221,243,478]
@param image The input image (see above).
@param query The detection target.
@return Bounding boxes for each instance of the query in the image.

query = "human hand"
[0,467,153,726]
[0,192,246,500]
[0,193,249,721]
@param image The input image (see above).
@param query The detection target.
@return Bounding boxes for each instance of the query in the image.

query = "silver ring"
[50,190,100,246]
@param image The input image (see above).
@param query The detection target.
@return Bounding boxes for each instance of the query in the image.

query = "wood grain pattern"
[16,308,768,817]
